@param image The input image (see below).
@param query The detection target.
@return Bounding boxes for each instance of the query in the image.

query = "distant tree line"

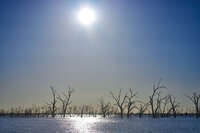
[0,80,200,119]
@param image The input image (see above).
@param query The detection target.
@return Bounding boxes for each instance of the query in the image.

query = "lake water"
[0,116,199,133]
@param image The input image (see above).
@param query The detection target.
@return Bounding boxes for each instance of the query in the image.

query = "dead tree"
[72,105,78,115]
[98,98,111,118]
[110,106,118,116]
[57,87,74,117]
[68,107,73,117]
[47,86,57,118]
[88,105,95,116]
[41,104,50,117]
[32,104,41,117]
[126,88,137,118]
[80,105,84,117]
[84,105,89,116]
[168,95,179,118]
[161,96,170,117]
[136,101,149,118]
[149,80,166,118]
[110,89,127,118]
[188,92,200,118]
[156,92,168,117]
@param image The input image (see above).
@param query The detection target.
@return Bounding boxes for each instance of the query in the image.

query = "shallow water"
[0,116,199,133]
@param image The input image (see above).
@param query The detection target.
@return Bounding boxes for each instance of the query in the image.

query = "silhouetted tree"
[110,89,127,118]
[168,95,179,118]
[85,105,90,116]
[149,80,166,118]
[68,106,73,117]
[126,88,137,118]
[72,105,78,115]
[88,105,95,116]
[188,92,200,118]
[80,105,84,117]
[98,97,111,117]
[110,106,118,116]
[41,104,50,117]
[57,87,74,117]
[32,104,41,117]
[136,101,149,118]
[161,96,170,117]
[46,86,57,117]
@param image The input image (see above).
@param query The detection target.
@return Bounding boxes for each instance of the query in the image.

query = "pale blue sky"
[0,0,200,108]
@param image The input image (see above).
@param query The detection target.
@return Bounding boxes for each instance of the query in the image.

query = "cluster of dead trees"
[0,82,200,119]
[46,86,74,118]
[108,81,200,118]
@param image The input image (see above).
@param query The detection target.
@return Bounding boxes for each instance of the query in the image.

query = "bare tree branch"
[46,86,57,117]
[57,87,74,117]
[187,92,200,118]
[126,88,137,118]
[110,89,127,118]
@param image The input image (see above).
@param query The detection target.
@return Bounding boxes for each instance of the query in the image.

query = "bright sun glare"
[78,6,96,26]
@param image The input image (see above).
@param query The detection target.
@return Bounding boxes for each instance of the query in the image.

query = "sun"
[78,6,96,26]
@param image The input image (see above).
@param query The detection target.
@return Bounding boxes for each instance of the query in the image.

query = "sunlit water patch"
[59,116,112,133]
[0,117,200,133]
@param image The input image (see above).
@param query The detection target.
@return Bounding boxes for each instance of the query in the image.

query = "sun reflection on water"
[70,116,101,133]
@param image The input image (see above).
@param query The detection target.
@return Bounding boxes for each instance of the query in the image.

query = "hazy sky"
[0,0,200,108]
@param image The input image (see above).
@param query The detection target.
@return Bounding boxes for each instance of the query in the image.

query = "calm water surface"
[0,116,199,133]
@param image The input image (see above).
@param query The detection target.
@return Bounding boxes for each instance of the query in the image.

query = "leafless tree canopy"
[46,86,57,117]
[188,92,200,118]
[149,80,166,118]
[168,95,179,118]
[57,87,74,117]
[160,96,170,117]
[136,101,149,118]
[98,98,111,117]
[0,81,200,119]
[126,88,137,118]
[110,89,127,118]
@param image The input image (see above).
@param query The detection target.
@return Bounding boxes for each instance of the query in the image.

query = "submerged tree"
[160,96,170,117]
[80,105,85,117]
[149,80,166,118]
[188,92,200,118]
[136,101,149,118]
[57,87,74,117]
[168,95,179,118]
[126,88,137,118]
[98,97,111,118]
[110,89,127,118]
[47,86,57,117]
